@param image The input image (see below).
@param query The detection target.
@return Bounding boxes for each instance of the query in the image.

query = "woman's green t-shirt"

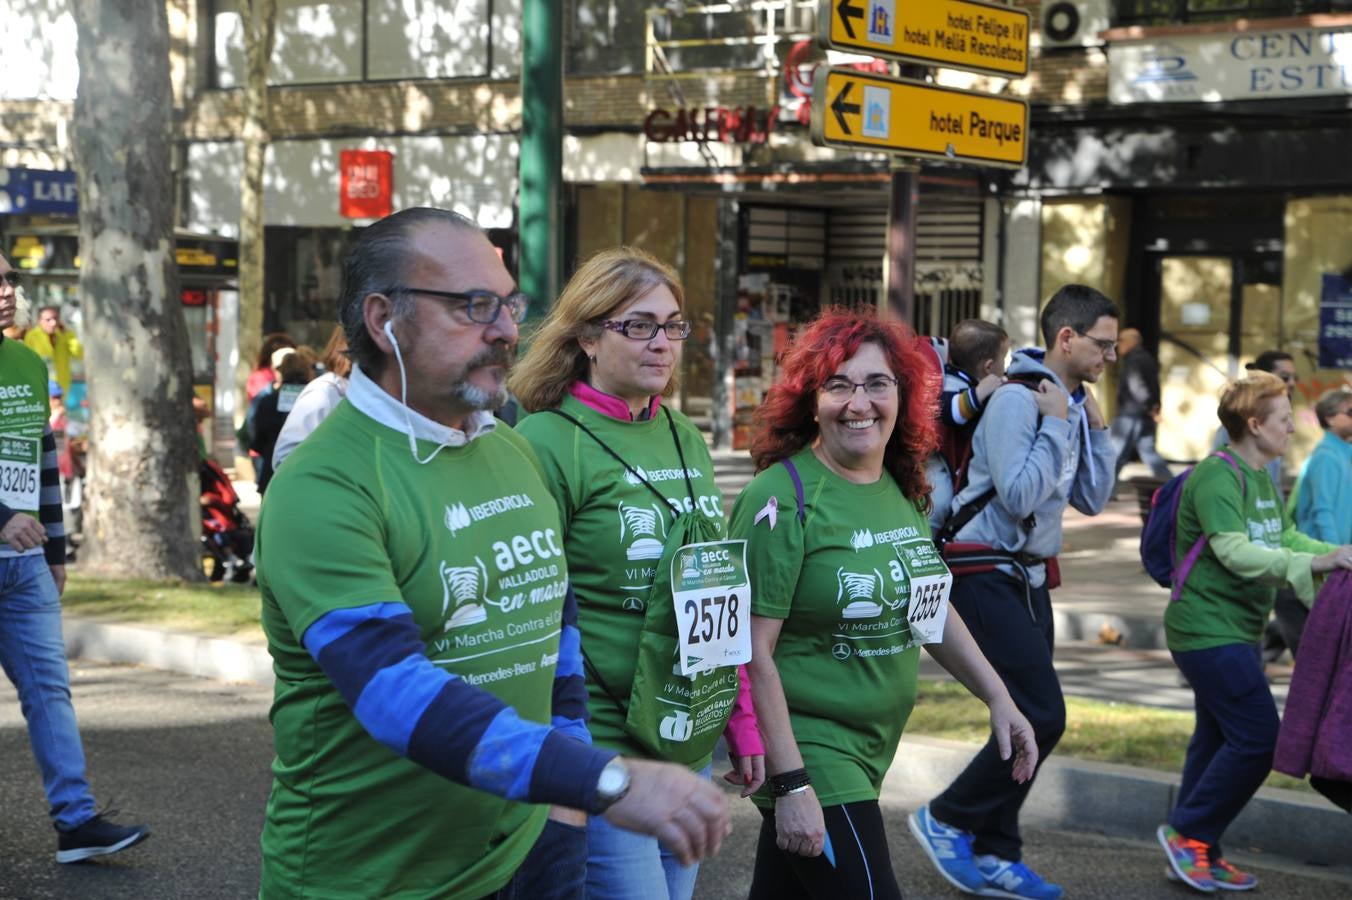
[728,447,925,807]
[515,396,723,765]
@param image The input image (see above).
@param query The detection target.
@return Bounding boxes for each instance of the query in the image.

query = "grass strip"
[62,573,264,641]
[908,678,1310,793]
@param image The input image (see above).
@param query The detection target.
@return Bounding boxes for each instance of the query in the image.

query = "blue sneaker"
[907,805,985,893]
[975,857,1063,899]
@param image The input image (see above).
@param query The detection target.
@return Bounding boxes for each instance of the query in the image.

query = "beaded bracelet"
[769,768,812,797]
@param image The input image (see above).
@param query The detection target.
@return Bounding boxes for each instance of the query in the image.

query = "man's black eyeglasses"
[395,288,529,324]
[1,272,20,288]
[599,319,693,341]
[1074,329,1117,355]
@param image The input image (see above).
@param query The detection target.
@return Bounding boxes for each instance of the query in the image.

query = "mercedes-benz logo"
[622,596,645,612]
[832,642,852,660]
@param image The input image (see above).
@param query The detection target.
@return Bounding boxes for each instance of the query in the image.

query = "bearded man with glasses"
[254,210,729,899]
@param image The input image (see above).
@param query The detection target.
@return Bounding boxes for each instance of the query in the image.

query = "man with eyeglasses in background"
[912,285,1117,900]
[0,253,149,863]
[253,208,729,899]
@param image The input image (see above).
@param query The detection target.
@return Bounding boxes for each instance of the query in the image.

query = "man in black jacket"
[1110,328,1172,479]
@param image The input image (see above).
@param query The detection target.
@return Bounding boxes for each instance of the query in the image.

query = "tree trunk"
[72,0,201,579]
[236,0,277,428]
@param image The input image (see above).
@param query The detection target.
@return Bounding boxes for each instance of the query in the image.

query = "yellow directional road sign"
[810,67,1028,169]
[819,0,1030,78]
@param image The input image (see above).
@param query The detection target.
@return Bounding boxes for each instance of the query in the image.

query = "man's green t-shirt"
[1166,452,1325,651]
[257,402,570,899]
[728,447,923,808]
[515,396,722,766]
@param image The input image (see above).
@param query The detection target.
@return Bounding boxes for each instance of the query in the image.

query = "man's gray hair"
[338,207,483,374]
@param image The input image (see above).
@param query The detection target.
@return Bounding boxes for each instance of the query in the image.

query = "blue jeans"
[1169,642,1278,851]
[0,554,95,831]
[585,765,712,900]
[480,817,588,900]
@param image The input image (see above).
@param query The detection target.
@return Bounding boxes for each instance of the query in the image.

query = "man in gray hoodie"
[910,285,1118,900]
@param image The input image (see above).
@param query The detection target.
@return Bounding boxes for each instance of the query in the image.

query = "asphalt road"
[1,662,1346,899]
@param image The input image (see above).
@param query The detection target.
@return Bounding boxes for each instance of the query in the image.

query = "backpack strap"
[1170,450,1247,602]
[780,458,807,524]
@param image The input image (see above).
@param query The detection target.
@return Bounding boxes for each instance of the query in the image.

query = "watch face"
[599,763,627,796]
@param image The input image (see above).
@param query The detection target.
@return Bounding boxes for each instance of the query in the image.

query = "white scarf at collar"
[346,364,496,450]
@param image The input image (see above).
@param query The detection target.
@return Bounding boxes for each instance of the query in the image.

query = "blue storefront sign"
[1319,272,1352,370]
[0,168,78,216]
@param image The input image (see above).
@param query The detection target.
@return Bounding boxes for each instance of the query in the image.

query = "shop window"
[1114,0,1352,26]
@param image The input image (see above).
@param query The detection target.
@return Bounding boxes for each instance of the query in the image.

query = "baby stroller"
[200,457,255,583]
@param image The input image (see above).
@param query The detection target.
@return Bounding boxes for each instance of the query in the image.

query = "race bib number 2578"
[670,539,753,676]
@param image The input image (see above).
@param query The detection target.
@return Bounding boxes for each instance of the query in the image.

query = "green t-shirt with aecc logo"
[0,338,51,525]
[257,401,570,899]
[515,395,723,766]
[728,446,924,808]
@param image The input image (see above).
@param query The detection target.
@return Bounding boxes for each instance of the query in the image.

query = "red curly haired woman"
[728,308,1039,899]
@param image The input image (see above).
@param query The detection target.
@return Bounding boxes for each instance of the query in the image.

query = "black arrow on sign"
[836,0,864,40]
[831,81,860,135]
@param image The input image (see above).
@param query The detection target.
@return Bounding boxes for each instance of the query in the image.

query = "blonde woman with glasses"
[512,247,763,900]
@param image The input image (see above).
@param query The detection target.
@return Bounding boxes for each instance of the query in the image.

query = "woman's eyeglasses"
[820,376,898,400]
[1,272,20,288]
[600,319,692,341]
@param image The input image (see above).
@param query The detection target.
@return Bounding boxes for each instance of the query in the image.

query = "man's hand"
[721,752,766,798]
[989,696,1039,783]
[1081,386,1106,430]
[0,515,46,553]
[602,758,730,866]
[49,564,66,596]
[975,373,1005,404]
[1033,379,1069,420]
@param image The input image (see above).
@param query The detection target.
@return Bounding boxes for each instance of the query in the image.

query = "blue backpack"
[1139,450,1245,600]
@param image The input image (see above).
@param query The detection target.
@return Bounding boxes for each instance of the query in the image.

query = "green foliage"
[908,679,1311,794]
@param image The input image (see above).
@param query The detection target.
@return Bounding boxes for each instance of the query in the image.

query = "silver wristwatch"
[591,758,631,814]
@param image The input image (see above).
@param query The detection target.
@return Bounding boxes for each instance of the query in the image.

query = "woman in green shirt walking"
[728,308,1038,900]
[512,247,764,900]
[1157,370,1352,894]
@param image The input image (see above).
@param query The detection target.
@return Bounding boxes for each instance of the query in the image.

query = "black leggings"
[748,800,903,900]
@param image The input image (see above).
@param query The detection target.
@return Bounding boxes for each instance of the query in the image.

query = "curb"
[63,617,275,688]
[1054,607,1169,649]
[885,736,1352,875]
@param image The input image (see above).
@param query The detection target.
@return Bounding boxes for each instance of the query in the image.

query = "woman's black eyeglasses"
[1,272,20,288]
[599,319,692,341]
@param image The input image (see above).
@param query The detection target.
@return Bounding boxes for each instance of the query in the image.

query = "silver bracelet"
[776,784,812,797]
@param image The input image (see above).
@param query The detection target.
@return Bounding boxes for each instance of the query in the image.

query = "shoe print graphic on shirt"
[618,501,666,561]
[440,557,490,630]
[837,567,887,619]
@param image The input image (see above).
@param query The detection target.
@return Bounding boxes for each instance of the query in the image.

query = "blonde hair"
[511,246,684,413]
[1218,371,1288,442]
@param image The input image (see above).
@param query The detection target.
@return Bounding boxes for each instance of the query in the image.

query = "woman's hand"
[1312,545,1352,574]
[989,696,1039,783]
[722,752,766,798]
[774,787,826,857]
